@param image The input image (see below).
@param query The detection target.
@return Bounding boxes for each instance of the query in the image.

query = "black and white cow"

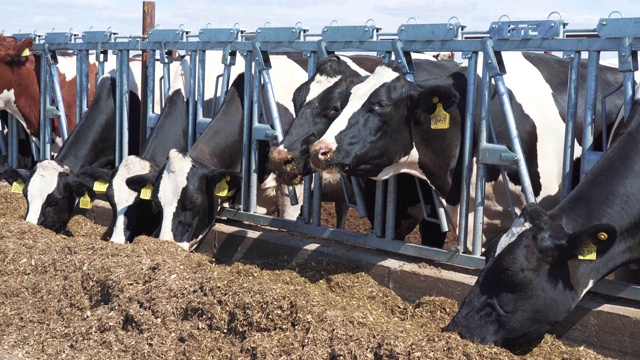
[128,55,310,250]
[1,75,140,234]
[269,54,462,245]
[79,87,189,243]
[445,93,640,350]
[308,52,627,244]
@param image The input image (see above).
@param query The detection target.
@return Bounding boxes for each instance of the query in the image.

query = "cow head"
[309,65,462,193]
[147,149,241,250]
[79,156,160,244]
[268,55,369,186]
[446,203,619,350]
[2,160,96,234]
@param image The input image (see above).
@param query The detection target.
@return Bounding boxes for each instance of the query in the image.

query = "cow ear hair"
[66,174,95,199]
[125,171,159,193]
[1,168,32,185]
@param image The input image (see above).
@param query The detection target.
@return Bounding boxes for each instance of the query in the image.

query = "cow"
[1,74,141,234]
[269,54,462,246]
[78,86,189,244]
[445,92,640,350]
[126,56,311,250]
[308,52,627,247]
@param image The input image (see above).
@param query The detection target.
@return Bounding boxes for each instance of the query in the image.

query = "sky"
[3,0,638,41]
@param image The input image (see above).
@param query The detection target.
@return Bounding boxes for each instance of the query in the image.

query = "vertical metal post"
[457,52,478,251]
[162,60,171,106]
[373,181,385,237]
[7,114,17,168]
[141,0,155,148]
[40,48,50,160]
[188,51,198,148]
[580,51,600,179]
[385,175,398,239]
[146,49,156,137]
[75,50,87,124]
[115,51,123,165]
[121,49,130,162]
[197,50,206,121]
[240,54,253,211]
[472,64,492,256]
[561,52,581,199]
[249,66,261,213]
[312,172,322,225]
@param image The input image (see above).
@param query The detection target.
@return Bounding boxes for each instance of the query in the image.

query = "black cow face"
[310,65,460,181]
[270,74,361,185]
[2,161,94,235]
[153,150,241,250]
[447,204,618,350]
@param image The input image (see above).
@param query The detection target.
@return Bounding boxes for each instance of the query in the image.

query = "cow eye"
[374,101,390,111]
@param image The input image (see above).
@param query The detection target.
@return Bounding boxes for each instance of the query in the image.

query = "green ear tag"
[215,175,231,197]
[11,179,25,193]
[578,243,597,260]
[93,180,109,194]
[430,96,450,130]
[140,183,153,200]
[79,192,93,209]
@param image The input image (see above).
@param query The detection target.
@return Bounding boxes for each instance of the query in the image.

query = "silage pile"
[0,184,611,359]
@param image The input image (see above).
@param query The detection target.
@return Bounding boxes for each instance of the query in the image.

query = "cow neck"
[141,90,189,167]
[188,81,244,171]
[54,76,118,173]
[554,102,640,234]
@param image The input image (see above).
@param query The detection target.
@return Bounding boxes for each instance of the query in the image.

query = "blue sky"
[3,1,638,40]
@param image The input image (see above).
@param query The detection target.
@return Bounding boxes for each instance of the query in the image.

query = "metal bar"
[49,58,69,141]
[197,50,206,120]
[75,51,84,124]
[303,175,312,223]
[623,71,635,120]
[121,49,130,162]
[580,51,601,179]
[457,52,478,251]
[39,48,49,160]
[312,172,322,225]
[240,54,253,212]
[350,176,368,218]
[8,114,17,168]
[561,52,581,199]
[385,175,398,240]
[373,180,385,237]
[481,38,535,204]
[249,65,260,213]
[472,64,492,256]
[188,51,198,148]
[115,51,123,165]
[146,49,156,137]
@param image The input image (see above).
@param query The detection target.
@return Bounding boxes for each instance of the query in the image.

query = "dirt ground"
[0,184,613,359]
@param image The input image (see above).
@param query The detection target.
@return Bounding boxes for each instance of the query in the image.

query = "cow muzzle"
[309,140,338,173]
[268,147,303,185]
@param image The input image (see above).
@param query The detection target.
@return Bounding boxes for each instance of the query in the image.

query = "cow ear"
[67,175,95,199]
[206,169,242,197]
[125,170,159,193]
[77,166,114,184]
[1,168,32,185]
[566,224,617,261]
[418,85,460,115]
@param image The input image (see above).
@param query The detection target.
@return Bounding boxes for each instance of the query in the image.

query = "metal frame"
[5,13,640,302]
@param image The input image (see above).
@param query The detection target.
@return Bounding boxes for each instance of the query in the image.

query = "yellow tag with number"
[215,175,231,197]
[578,243,597,260]
[430,96,450,130]
[22,48,30,57]
[140,183,153,200]
[11,179,25,193]
[79,192,92,209]
[93,180,109,194]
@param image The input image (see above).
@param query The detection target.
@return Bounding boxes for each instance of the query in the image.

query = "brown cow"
[0,35,40,136]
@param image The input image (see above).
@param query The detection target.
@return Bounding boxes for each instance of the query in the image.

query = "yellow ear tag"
[93,180,109,194]
[79,192,93,209]
[11,179,25,193]
[140,183,153,200]
[215,175,231,197]
[21,48,30,57]
[430,96,450,130]
[578,243,597,260]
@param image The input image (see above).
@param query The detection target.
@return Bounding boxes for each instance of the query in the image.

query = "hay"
[0,184,612,359]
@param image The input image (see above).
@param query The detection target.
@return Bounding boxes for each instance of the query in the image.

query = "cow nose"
[309,141,334,171]
[269,146,293,170]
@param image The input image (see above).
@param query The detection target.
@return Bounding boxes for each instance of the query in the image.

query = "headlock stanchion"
[5,12,640,302]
